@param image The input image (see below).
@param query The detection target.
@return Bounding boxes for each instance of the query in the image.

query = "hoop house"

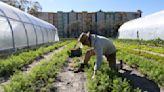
[118,10,164,40]
[0,1,59,51]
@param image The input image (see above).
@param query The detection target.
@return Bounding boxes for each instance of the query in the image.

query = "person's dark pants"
[105,52,116,70]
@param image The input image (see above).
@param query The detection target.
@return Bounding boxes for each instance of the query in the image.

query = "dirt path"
[0,46,65,92]
[24,46,65,74]
[118,62,163,92]
[51,58,87,92]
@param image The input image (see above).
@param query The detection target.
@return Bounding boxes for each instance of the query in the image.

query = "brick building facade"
[34,10,142,38]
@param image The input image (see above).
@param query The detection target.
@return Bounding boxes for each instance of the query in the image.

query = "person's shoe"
[74,63,85,73]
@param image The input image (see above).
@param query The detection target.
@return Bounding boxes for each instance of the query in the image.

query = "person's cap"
[78,32,90,43]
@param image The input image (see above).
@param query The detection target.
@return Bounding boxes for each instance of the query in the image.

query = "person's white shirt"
[90,34,116,70]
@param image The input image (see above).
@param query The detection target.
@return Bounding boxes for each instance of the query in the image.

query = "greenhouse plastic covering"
[118,10,164,40]
[0,1,59,51]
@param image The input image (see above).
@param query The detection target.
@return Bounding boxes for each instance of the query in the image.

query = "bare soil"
[52,58,87,92]
[24,46,65,73]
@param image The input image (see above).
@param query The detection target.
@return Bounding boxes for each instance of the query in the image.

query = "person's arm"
[92,46,103,79]
[94,47,103,71]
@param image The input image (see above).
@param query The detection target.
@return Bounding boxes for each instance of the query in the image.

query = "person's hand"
[92,70,96,79]
[92,75,95,79]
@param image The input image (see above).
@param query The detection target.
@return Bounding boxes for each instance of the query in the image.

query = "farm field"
[0,39,163,92]
[1,0,164,92]
[113,39,164,91]
[0,40,72,92]
[0,41,69,78]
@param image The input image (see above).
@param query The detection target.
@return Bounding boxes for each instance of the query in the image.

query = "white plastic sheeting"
[0,16,13,49]
[118,10,164,40]
[0,1,59,51]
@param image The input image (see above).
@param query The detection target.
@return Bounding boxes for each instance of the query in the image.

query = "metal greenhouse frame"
[0,2,59,52]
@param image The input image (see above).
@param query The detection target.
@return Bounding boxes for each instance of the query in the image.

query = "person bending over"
[75,32,117,78]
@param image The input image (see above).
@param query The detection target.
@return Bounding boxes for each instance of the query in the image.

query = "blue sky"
[37,0,164,16]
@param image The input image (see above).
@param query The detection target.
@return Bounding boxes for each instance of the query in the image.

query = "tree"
[1,0,20,9]
[27,1,42,15]
[0,0,42,13]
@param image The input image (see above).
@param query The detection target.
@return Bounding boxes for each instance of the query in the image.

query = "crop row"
[85,57,141,92]
[72,46,141,92]
[115,39,164,47]
[114,39,164,54]
[117,49,164,86]
[114,39,164,87]
[0,41,70,77]
[125,48,163,63]
[3,41,76,92]
[116,46,163,64]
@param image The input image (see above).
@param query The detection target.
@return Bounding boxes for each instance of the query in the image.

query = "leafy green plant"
[114,39,164,47]
[84,56,140,92]
[72,46,141,92]
[117,50,164,86]
[3,41,76,92]
[0,41,70,77]
[114,39,164,54]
